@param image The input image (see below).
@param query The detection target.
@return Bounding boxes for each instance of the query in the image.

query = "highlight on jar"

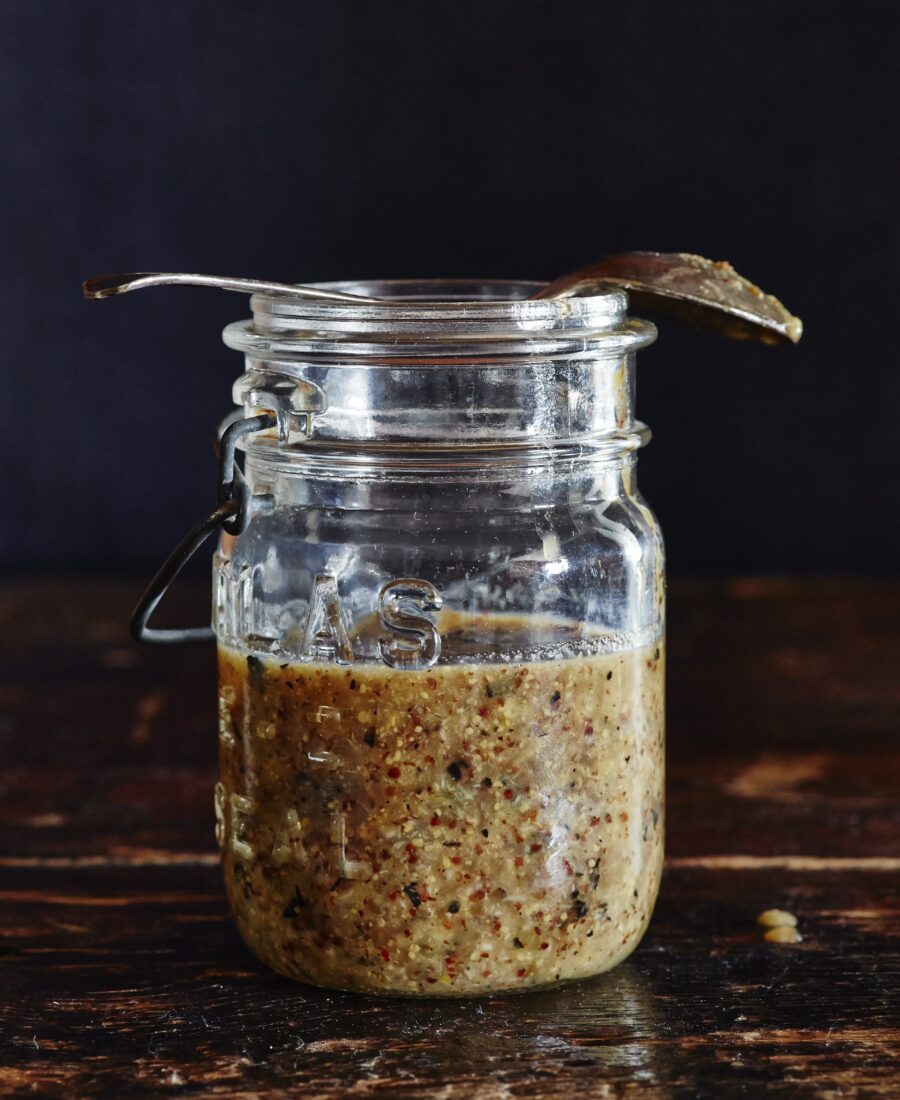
[84,254,802,996]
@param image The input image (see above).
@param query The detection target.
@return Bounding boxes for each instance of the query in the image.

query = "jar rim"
[250,278,625,327]
[223,278,656,363]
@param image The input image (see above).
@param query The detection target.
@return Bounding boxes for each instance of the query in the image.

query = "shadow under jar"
[212,280,664,996]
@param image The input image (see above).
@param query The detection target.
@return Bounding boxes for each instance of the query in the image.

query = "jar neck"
[221,279,656,454]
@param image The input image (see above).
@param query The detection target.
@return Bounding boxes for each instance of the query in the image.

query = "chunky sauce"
[216,615,664,995]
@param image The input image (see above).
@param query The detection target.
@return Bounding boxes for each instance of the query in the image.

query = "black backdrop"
[2,1,897,574]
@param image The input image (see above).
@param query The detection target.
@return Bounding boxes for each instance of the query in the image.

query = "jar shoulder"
[217,478,664,659]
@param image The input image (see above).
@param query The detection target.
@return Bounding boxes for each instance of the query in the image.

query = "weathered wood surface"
[1,578,898,1098]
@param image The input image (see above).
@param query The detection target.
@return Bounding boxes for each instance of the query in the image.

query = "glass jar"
[207,280,663,996]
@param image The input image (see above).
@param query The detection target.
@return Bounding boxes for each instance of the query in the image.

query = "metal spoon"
[531,251,803,344]
[84,256,802,344]
[82,271,376,303]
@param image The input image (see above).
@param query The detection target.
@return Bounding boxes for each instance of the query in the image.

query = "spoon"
[83,255,802,344]
[531,251,802,344]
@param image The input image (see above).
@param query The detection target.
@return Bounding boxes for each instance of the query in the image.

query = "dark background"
[2,1,897,575]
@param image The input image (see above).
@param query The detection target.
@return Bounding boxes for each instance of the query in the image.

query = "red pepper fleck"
[514,856,523,867]
[380,948,391,962]
[431,816,442,826]
[540,942,549,950]
[563,859,574,876]
[503,789,514,800]
[405,844,418,865]
[471,889,486,901]
[387,766,401,779]
[478,706,490,718]
[517,968,527,978]
[451,856,462,864]
[590,816,601,827]
[426,677,437,690]
[480,951,490,958]
[585,725,594,735]
[530,843,542,852]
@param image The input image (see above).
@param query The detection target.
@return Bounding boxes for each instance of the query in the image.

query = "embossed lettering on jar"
[212,281,665,996]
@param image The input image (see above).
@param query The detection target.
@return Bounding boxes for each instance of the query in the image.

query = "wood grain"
[1,578,898,1097]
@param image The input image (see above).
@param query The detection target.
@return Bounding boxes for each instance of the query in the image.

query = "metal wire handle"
[130,411,277,644]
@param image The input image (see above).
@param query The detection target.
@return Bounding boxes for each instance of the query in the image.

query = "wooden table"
[2,578,897,1097]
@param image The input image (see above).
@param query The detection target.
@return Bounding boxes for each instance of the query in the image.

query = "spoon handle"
[82,272,376,303]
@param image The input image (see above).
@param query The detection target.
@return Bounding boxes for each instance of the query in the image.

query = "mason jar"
[203,280,663,996]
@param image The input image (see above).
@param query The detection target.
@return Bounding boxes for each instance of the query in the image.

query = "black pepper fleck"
[283,887,307,918]
[363,731,376,747]
[246,654,266,689]
[447,760,465,781]
[550,691,561,706]
[403,883,422,908]
[350,679,357,690]
[574,900,588,919]
[606,670,613,680]
[513,937,524,949]
[447,900,460,914]
[482,777,493,788]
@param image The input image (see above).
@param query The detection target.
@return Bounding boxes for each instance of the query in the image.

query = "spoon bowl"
[531,251,802,344]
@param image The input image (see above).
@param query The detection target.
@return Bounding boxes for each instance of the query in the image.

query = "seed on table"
[756,909,798,928]
[764,925,803,944]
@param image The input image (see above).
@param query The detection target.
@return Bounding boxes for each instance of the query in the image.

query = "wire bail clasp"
[130,411,277,644]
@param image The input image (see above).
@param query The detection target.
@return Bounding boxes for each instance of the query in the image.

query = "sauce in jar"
[216,614,664,995]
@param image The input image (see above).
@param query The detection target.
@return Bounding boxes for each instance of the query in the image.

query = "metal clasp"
[234,370,326,443]
[130,411,277,644]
